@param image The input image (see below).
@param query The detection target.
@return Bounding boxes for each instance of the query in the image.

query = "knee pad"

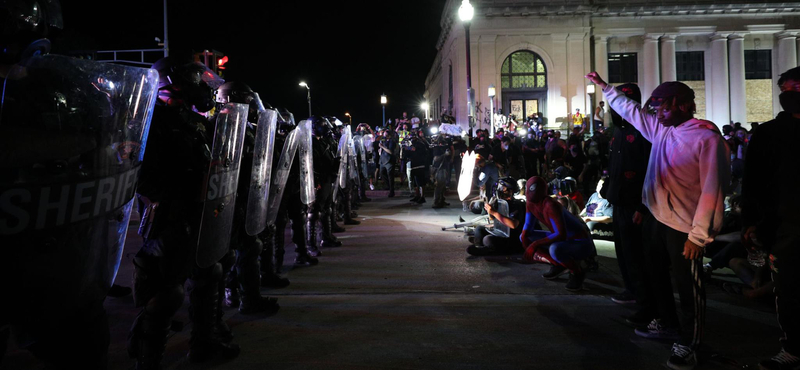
[219,249,236,272]
[133,253,164,308]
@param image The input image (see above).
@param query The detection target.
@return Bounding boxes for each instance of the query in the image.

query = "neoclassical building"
[424,0,800,131]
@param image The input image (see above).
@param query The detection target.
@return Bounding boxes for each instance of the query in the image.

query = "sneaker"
[321,239,342,248]
[307,246,322,257]
[565,270,586,292]
[466,245,497,256]
[542,264,568,280]
[409,196,420,202]
[634,319,680,340]
[611,292,638,305]
[667,343,697,370]
[369,184,374,190]
[759,349,800,370]
[624,310,655,327]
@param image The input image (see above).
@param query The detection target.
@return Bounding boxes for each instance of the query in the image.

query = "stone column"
[642,34,661,102]
[777,31,798,76]
[594,35,610,125]
[660,34,677,82]
[728,33,747,125]
[709,33,730,127]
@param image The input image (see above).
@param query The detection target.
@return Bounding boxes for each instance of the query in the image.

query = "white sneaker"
[667,343,697,370]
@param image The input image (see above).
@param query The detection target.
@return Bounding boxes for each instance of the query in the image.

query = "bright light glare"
[380,95,387,105]
[458,0,474,22]
[299,82,308,88]
[421,102,429,111]
[430,127,439,134]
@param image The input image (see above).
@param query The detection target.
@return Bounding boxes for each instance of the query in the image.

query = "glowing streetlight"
[459,0,475,130]
[488,84,496,137]
[299,81,311,117]
[380,94,387,126]
[345,112,352,126]
[421,101,429,122]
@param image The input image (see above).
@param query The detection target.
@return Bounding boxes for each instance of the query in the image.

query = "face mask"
[780,91,800,114]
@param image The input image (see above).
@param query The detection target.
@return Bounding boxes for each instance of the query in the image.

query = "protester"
[587,71,730,370]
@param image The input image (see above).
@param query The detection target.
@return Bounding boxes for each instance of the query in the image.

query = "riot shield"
[332,126,351,199]
[353,135,368,179]
[492,199,511,237]
[347,131,359,181]
[0,55,159,314]
[458,151,478,201]
[197,103,249,268]
[297,119,315,205]
[265,128,300,225]
[244,108,277,236]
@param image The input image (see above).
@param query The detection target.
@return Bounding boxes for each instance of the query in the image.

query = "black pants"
[642,214,705,349]
[771,234,800,355]
[612,205,649,304]
[474,225,523,254]
[380,163,394,193]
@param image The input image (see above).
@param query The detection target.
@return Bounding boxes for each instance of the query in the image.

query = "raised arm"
[585,72,661,142]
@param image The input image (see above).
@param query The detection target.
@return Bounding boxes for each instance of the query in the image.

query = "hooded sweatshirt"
[603,85,730,246]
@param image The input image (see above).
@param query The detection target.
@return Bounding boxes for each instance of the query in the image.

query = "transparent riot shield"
[458,151,478,201]
[347,131,359,181]
[197,103,249,268]
[332,126,351,199]
[0,55,159,313]
[297,119,315,205]
[354,135,368,179]
[265,128,300,225]
[244,108,277,236]
[492,199,511,237]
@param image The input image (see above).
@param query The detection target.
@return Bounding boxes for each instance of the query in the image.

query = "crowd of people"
[3,3,799,369]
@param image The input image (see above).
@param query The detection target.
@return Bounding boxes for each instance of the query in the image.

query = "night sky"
[58,0,448,126]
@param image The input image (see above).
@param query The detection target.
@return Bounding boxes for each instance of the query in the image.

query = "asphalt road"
[4,192,783,370]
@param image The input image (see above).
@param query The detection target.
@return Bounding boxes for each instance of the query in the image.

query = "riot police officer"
[2,2,160,367]
[215,81,281,315]
[129,56,241,368]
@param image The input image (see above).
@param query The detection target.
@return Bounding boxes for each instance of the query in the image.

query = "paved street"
[5,192,783,370]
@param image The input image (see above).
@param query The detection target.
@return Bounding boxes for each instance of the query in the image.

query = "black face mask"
[779,91,800,114]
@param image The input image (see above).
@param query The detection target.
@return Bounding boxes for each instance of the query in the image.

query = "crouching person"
[467,177,526,256]
[522,177,597,291]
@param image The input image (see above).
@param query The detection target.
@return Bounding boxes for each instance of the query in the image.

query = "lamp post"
[586,83,596,136]
[421,102,429,123]
[488,84,496,138]
[459,0,475,130]
[345,112,352,126]
[299,82,311,117]
[380,94,387,127]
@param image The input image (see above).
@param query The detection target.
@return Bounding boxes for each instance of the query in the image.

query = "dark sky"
[59,0,448,126]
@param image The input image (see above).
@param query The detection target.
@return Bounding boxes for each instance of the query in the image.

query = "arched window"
[501,51,547,89]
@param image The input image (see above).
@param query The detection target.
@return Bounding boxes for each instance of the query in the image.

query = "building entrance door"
[509,99,539,121]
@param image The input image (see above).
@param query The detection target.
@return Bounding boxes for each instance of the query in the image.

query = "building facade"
[424,0,800,131]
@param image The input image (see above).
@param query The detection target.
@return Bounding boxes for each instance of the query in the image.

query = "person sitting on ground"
[467,177,527,256]
[522,176,597,291]
[556,195,582,217]
[580,178,614,239]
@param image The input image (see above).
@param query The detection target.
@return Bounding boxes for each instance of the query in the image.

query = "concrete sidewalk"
[4,192,783,370]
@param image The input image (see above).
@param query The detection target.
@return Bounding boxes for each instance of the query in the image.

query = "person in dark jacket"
[604,83,655,324]
[742,66,800,370]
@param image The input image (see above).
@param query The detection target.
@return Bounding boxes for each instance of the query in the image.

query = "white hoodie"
[603,85,730,246]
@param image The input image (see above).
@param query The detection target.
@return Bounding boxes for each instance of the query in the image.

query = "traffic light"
[193,49,226,76]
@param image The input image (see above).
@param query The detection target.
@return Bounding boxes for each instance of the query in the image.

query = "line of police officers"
[0,2,368,367]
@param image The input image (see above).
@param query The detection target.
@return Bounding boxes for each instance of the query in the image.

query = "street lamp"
[345,112,352,126]
[586,83,596,136]
[299,81,311,117]
[380,94,387,127]
[459,0,475,130]
[421,101,429,122]
[488,84,496,138]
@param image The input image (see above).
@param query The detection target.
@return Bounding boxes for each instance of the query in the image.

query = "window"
[676,51,705,81]
[500,51,547,89]
[745,50,771,80]
[608,53,638,83]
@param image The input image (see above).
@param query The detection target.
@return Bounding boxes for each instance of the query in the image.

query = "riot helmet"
[276,107,295,135]
[560,177,578,195]
[151,57,224,113]
[311,115,331,138]
[0,0,62,64]
[496,177,519,199]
